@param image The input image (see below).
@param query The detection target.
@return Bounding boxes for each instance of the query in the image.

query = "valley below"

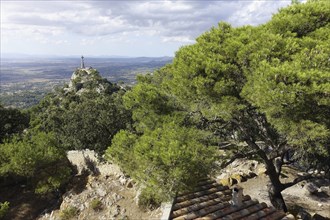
[0,56,172,108]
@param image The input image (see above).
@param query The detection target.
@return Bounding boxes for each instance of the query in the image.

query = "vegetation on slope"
[0,1,329,216]
[106,0,330,211]
[0,68,132,218]
[0,105,29,143]
[0,132,71,194]
[29,68,131,153]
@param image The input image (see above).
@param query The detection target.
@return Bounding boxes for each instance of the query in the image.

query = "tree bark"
[264,159,288,212]
[244,138,288,212]
[261,152,287,212]
[268,183,288,212]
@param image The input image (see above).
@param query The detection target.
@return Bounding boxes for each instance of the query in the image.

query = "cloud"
[228,1,291,27]
[1,0,294,56]
[95,1,240,41]
[1,0,290,43]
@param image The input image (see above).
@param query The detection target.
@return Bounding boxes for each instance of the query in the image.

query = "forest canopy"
[0,0,328,214]
[106,0,330,211]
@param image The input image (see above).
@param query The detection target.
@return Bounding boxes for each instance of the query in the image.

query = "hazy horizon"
[1,52,173,59]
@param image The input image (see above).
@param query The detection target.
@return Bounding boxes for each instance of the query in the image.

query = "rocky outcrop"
[64,68,118,95]
[216,159,264,186]
[38,150,162,220]
[67,150,100,175]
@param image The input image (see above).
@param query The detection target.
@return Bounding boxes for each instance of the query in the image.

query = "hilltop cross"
[81,56,85,69]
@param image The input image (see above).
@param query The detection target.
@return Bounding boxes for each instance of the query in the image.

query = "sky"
[1,0,295,57]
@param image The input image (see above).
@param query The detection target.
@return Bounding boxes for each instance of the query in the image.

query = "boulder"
[297,208,312,220]
[97,163,123,178]
[319,186,330,195]
[304,183,319,195]
[257,167,267,175]
[67,150,99,175]
[230,173,247,183]
[286,214,295,220]
[312,213,328,220]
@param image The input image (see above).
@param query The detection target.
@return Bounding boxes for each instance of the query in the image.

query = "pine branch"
[281,173,324,190]
[220,150,256,168]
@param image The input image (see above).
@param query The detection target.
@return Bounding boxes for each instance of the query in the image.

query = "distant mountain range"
[1,53,173,60]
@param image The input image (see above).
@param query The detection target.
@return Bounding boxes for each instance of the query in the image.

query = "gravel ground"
[239,168,330,218]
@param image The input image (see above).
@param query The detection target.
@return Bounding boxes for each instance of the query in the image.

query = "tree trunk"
[268,182,288,212]
[242,128,288,212]
[265,160,288,212]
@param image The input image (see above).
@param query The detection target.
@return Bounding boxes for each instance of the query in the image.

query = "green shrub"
[138,188,162,210]
[90,198,103,211]
[0,132,72,194]
[34,164,72,194]
[59,206,79,220]
[107,123,219,205]
[0,201,10,219]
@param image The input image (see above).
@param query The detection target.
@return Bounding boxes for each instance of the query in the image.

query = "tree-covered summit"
[29,67,131,153]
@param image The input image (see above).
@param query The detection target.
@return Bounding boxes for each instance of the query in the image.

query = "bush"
[108,123,219,205]
[0,105,29,143]
[59,206,79,220]
[138,188,162,210]
[0,132,72,194]
[0,201,10,219]
[90,198,103,211]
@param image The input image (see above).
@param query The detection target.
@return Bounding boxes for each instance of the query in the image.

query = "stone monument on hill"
[81,55,85,69]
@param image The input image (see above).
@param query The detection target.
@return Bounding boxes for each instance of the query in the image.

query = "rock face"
[38,150,162,220]
[216,159,264,186]
[64,68,118,95]
[304,183,319,195]
[57,175,126,219]
[67,150,100,175]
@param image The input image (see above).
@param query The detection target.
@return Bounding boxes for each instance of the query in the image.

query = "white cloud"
[228,1,291,27]
[0,0,293,56]
[162,36,194,43]
[54,40,69,45]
